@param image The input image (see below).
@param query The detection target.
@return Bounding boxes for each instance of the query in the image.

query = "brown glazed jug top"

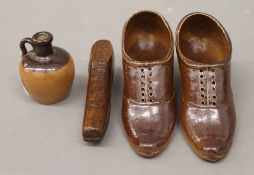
[20,31,69,72]
[176,13,232,64]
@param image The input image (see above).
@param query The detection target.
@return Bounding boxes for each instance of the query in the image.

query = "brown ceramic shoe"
[82,40,114,142]
[176,12,236,161]
[122,11,176,157]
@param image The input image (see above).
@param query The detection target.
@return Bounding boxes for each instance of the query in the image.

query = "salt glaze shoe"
[176,12,236,161]
[83,40,114,142]
[122,11,176,157]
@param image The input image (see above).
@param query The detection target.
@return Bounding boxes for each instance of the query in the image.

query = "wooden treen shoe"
[122,11,176,157]
[176,12,236,161]
[82,40,114,142]
[19,31,75,104]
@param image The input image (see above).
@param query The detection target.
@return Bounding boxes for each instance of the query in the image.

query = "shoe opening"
[177,13,231,64]
[123,11,173,62]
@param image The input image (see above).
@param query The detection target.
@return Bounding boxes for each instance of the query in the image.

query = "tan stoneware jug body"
[19,31,75,104]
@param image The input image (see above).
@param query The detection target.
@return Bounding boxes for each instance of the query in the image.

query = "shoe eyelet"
[200,81,203,84]
[201,94,205,98]
[141,68,144,73]
[141,75,145,79]
[149,99,153,102]
[141,99,145,102]
[149,81,152,84]
[148,67,152,71]
[201,101,205,105]
[200,75,204,78]
[141,87,145,91]
[149,87,153,91]
[200,69,203,72]
[213,102,216,105]
[141,93,145,96]
[149,73,152,77]
[201,88,204,91]
[141,82,145,86]
[212,87,216,91]
[149,93,153,97]
[213,95,216,99]
[212,81,216,85]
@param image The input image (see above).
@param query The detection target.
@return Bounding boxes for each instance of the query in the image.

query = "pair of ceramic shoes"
[122,11,235,161]
[83,11,236,162]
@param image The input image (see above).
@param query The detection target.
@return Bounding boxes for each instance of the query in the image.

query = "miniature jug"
[19,31,75,104]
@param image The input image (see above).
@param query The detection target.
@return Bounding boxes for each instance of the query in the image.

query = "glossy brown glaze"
[176,12,236,161]
[19,31,75,104]
[83,40,114,142]
[122,11,176,157]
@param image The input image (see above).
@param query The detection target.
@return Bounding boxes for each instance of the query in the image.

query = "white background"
[0,0,253,174]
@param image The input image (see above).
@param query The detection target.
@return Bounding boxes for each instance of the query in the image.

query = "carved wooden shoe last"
[83,40,114,142]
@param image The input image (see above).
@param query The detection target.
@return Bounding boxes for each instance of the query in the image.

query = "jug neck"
[32,32,54,57]
[33,42,53,57]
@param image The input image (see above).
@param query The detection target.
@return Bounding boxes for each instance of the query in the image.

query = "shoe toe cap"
[123,99,176,157]
[194,137,232,161]
[181,102,235,161]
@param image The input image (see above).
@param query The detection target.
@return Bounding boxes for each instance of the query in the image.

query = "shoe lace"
[140,67,153,103]
[199,67,217,106]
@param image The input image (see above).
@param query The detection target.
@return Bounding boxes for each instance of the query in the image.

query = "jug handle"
[20,38,34,56]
